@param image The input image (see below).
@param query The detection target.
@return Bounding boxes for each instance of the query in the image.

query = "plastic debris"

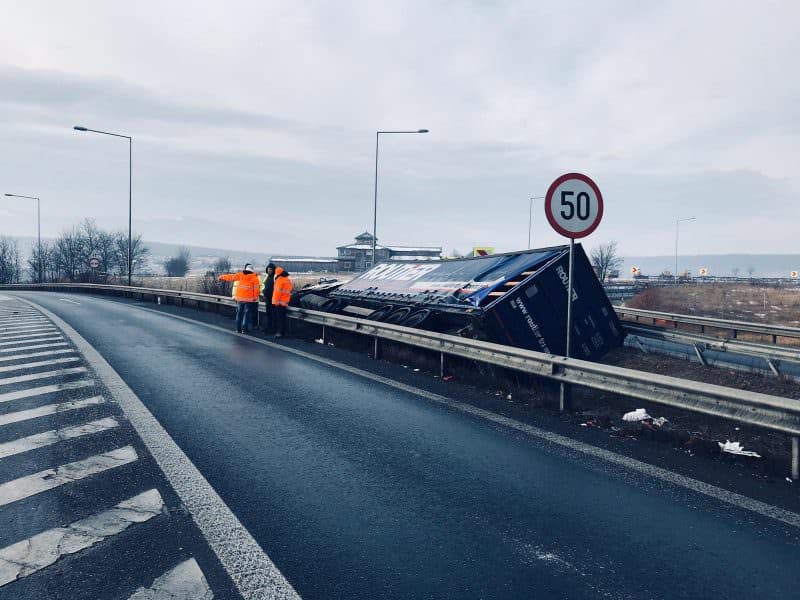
[413,368,420,372]
[442,375,454,382]
[506,394,513,401]
[622,408,651,422]
[315,338,324,344]
[652,417,668,427]
[718,440,761,458]
[786,478,794,484]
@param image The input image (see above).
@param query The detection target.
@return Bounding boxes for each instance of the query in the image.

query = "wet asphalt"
[9,291,800,600]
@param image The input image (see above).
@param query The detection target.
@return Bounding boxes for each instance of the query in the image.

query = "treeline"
[24,218,149,283]
[0,238,23,284]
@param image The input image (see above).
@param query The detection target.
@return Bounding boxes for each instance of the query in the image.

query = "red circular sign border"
[544,172,604,239]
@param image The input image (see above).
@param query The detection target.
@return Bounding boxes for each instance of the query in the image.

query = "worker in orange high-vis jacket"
[271,267,293,337]
[219,263,261,334]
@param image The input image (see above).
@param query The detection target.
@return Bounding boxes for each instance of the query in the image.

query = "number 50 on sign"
[544,173,604,239]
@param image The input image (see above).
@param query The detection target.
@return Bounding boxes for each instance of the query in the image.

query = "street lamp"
[528,195,545,249]
[4,193,41,282]
[372,129,429,270]
[73,125,134,286]
[675,216,696,282]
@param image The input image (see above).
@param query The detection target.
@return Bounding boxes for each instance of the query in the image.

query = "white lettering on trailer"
[362,263,441,282]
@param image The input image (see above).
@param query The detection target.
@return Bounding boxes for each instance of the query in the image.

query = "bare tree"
[27,242,51,283]
[0,237,22,284]
[732,267,741,278]
[113,232,149,277]
[747,266,756,278]
[213,256,231,274]
[165,246,192,277]
[590,241,623,282]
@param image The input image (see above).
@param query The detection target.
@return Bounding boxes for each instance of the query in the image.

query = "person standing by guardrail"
[261,263,276,334]
[272,267,293,338]
[219,263,261,334]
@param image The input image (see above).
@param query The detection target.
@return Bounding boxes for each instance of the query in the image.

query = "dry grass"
[134,273,353,295]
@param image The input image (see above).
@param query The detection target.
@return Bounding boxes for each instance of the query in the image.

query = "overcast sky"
[1,1,798,259]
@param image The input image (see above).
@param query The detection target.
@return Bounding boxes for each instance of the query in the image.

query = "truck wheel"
[366,305,395,321]
[400,309,433,328]
[384,307,413,324]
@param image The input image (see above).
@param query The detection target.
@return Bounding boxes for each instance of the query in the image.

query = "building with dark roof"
[337,232,441,271]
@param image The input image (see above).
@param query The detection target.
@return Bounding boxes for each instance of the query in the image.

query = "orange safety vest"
[272,269,293,306]
[219,271,261,302]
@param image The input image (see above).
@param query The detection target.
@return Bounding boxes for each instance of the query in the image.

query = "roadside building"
[269,257,339,273]
[337,232,441,271]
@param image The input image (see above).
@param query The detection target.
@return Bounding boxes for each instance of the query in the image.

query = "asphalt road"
[8,291,800,599]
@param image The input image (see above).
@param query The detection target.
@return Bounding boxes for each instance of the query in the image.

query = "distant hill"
[620,254,800,278]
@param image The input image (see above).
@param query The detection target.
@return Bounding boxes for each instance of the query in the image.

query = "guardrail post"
[559,382,567,412]
[440,352,445,378]
[373,337,379,360]
[792,437,799,481]
[772,334,778,344]
[732,329,738,339]
[322,325,326,345]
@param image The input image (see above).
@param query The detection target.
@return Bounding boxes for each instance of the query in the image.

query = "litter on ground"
[622,408,651,422]
[718,440,761,458]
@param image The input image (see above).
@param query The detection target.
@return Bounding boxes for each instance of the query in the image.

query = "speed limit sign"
[544,173,603,239]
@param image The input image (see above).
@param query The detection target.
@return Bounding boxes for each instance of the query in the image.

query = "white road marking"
[0,367,88,386]
[0,488,163,587]
[0,417,119,459]
[58,298,81,305]
[0,349,76,363]
[0,396,105,426]
[23,298,301,600]
[0,445,138,507]
[0,336,63,347]
[122,301,800,531]
[0,315,41,321]
[0,342,70,354]
[0,319,52,327]
[0,357,81,373]
[0,379,95,404]
[127,558,213,600]
[0,331,59,342]
[0,323,52,332]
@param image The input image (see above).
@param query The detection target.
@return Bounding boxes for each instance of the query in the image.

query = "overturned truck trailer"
[296,244,624,361]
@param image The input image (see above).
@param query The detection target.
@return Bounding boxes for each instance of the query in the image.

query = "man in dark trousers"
[272,267,293,337]
[261,263,276,333]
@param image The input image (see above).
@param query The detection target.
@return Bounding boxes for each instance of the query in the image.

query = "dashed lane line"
[0,396,105,427]
[124,300,800,532]
[0,380,95,404]
[0,342,70,354]
[0,417,119,459]
[0,357,81,373]
[0,488,163,587]
[0,366,88,386]
[0,349,76,364]
[127,558,213,600]
[0,336,63,348]
[0,445,139,507]
[20,297,301,600]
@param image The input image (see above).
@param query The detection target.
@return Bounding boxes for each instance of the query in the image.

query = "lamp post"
[4,193,41,282]
[528,195,545,249]
[73,125,133,285]
[372,129,429,270]
[675,216,696,282]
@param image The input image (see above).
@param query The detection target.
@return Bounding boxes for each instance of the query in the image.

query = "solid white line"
[0,379,95,404]
[0,445,138,507]
[0,366,88,386]
[0,396,105,426]
[0,322,51,331]
[22,298,301,599]
[0,488,162,586]
[0,322,48,329]
[0,336,63,347]
[0,331,59,342]
[127,558,212,600]
[0,357,81,373]
[0,349,76,363]
[126,300,800,531]
[0,417,118,459]
[0,342,69,354]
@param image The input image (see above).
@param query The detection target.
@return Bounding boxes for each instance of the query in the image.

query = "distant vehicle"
[295,244,624,361]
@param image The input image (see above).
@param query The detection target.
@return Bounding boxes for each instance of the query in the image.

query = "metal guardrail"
[2,282,799,478]
[615,306,800,343]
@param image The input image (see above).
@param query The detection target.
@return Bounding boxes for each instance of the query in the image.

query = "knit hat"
[266,262,276,270]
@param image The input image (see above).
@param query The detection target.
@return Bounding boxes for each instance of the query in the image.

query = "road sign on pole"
[88,257,101,269]
[544,173,604,412]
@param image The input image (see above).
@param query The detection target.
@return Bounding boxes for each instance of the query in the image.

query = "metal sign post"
[544,173,604,411]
